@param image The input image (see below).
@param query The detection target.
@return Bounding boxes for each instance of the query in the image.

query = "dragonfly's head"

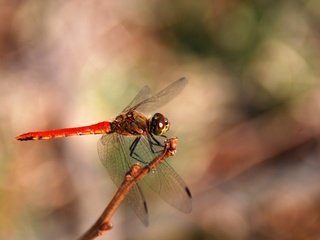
[149,113,170,136]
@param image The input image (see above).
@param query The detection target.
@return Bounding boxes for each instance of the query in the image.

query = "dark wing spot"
[144,201,148,214]
[185,187,192,199]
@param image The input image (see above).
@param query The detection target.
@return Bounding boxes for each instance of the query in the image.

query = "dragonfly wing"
[123,77,188,114]
[98,134,149,226]
[134,136,192,213]
[146,162,192,213]
[122,85,152,113]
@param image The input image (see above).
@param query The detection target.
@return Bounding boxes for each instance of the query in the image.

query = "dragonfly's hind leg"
[129,137,148,164]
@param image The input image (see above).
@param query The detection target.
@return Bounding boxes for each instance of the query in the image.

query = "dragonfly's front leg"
[147,134,166,154]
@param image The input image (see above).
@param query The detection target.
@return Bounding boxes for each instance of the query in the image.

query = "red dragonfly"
[16,78,192,226]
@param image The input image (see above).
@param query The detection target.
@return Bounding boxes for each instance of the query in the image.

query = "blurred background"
[1,0,320,239]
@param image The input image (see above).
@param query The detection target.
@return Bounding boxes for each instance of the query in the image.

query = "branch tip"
[166,137,178,156]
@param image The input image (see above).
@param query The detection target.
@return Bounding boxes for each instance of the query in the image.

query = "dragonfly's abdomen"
[16,121,112,141]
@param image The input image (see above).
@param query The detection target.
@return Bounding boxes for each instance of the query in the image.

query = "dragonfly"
[16,77,192,226]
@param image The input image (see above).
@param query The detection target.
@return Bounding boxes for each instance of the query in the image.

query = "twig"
[78,137,178,240]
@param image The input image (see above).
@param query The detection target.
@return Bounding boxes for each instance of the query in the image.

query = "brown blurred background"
[1,0,320,239]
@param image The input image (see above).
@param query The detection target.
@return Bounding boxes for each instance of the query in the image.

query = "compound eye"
[154,113,161,119]
[165,121,170,132]
[164,119,170,128]
[150,113,170,135]
[157,118,170,135]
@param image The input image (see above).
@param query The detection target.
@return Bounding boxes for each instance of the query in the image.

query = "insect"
[16,78,192,225]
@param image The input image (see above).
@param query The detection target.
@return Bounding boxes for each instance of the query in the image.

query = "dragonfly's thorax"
[111,110,149,136]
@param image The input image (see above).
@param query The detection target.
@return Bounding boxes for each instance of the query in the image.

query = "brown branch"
[78,137,178,240]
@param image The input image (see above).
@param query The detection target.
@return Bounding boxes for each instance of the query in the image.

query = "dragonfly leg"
[147,134,166,154]
[151,134,166,147]
[129,137,140,151]
[129,137,148,164]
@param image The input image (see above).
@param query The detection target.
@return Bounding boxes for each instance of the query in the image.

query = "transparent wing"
[133,136,192,213]
[98,134,149,226]
[122,86,152,112]
[123,77,188,114]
